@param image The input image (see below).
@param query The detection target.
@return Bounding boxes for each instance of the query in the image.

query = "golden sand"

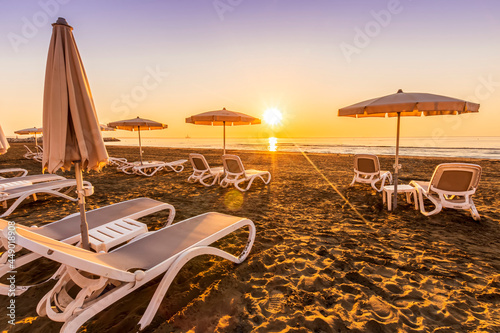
[1,143,499,332]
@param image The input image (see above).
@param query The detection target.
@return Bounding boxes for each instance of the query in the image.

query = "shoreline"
[1,142,499,332]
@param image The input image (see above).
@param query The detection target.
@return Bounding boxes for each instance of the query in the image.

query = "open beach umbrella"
[338,89,479,209]
[14,127,43,146]
[108,116,167,164]
[185,108,261,154]
[43,17,108,249]
[0,125,9,155]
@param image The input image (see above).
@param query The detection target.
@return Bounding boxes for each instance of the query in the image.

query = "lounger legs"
[413,184,480,220]
[0,188,78,218]
[139,222,255,329]
[469,199,481,221]
[38,221,256,333]
[222,173,271,192]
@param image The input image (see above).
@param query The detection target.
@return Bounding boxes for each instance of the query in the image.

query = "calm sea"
[104,136,500,160]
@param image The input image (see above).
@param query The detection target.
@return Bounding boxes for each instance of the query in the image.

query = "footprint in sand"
[267,290,285,314]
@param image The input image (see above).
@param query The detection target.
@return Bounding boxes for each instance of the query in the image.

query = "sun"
[263,108,283,126]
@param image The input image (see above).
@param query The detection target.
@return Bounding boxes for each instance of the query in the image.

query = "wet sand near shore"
[1,142,499,333]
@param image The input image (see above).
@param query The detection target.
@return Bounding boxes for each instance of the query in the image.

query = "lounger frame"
[187,153,224,186]
[118,160,187,176]
[0,179,92,217]
[221,154,271,191]
[0,198,175,295]
[6,212,255,332]
[350,154,392,192]
[410,163,482,220]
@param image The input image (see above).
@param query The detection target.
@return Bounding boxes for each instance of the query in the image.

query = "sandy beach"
[1,142,499,333]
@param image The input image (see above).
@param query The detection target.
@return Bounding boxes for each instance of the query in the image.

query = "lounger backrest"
[24,145,33,153]
[430,163,481,192]
[354,154,380,173]
[4,225,137,282]
[222,155,244,174]
[189,153,209,172]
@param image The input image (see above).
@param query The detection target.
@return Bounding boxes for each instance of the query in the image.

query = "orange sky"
[2,1,499,140]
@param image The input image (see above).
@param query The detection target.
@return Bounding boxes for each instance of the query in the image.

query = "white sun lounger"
[221,154,271,192]
[350,154,392,192]
[0,179,92,217]
[4,211,255,332]
[187,153,224,186]
[0,168,28,178]
[410,163,482,220]
[118,159,187,176]
[23,145,43,162]
[0,198,175,295]
[108,157,128,167]
[0,174,65,187]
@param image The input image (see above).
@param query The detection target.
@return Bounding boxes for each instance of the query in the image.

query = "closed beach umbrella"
[0,125,9,155]
[186,108,261,154]
[43,17,108,249]
[108,116,167,164]
[338,89,479,209]
[15,127,43,146]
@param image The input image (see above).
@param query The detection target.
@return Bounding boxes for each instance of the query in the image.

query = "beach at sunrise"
[1,1,500,333]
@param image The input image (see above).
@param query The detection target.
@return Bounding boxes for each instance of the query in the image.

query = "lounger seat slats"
[0,174,64,186]
[35,198,169,240]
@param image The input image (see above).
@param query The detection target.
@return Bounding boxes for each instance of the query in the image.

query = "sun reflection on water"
[268,137,277,152]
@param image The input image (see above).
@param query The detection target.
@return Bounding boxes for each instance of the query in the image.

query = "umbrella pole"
[74,162,90,250]
[35,133,38,146]
[138,126,143,165]
[393,112,401,210]
[223,121,226,155]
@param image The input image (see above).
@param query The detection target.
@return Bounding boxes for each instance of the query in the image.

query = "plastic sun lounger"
[0,168,28,178]
[118,159,188,176]
[221,154,271,192]
[0,198,175,295]
[410,163,482,220]
[350,154,392,192]
[23,145,43,162]
[0,179,92,217]
[108,157,128,167]
[0,174,65,188]
[4,211,255,332]
[187,153,224,186]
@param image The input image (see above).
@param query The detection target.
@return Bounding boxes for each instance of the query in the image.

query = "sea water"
[104,136,500,160]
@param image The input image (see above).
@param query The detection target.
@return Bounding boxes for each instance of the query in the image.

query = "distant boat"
[185,135,191,139]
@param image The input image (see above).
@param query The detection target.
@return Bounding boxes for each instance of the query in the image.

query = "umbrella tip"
[55,17,69,26]
[397,89,403,93]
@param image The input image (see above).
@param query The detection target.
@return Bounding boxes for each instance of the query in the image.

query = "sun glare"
[268,137,277,152]
[263,108,283,126]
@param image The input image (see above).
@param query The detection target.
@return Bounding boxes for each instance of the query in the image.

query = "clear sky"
[1,0,499,140]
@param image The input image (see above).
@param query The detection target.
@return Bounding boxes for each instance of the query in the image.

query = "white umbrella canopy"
[185,108,261,154]
[14,127,43,146]
[108,116,168,164]
[338,89,479,209]
[43,17,108,249]
[0,125,9,155]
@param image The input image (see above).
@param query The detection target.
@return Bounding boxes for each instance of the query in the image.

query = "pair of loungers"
[109,157,187,176]
[0,198,255,333]
[351,154,482,220]
[188,153,271,191]
[0,174,91,217]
